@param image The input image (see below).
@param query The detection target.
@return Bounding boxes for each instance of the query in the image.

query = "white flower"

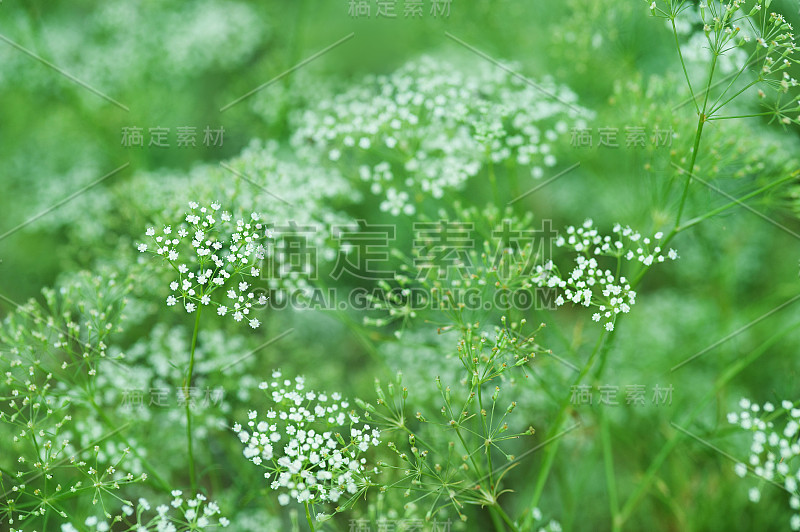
[139,202,268,328]
[290,57,590,216]
[236,372,379,509]
[532,220,677,331]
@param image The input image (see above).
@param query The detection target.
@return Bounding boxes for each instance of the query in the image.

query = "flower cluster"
[291,56,593,215]
[61,492,230,531]
[137,202,269,328]
[234,371,380,513]
[532,219,678,331]
[728,398,800,530]
[0,0,265,93]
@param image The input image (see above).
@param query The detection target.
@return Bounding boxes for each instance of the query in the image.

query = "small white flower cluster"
[234,370,380,509]
[532,219,678,331]
[62,493,230,531]
[292,56,592,215]
[728,398,800,531]
[137,202,269,328]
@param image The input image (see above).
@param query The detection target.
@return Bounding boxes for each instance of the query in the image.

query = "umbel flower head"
[292,56,593,216]
[136,201,269,328]
[233,370,380,513]
[532,219,678,331]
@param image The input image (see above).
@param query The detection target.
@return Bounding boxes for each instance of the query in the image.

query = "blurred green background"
[2,1,800,531]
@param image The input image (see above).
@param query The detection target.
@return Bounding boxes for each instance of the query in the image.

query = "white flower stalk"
[728,398,800,530]
[61,493,230,531]
[234,370,380,514]
[137,201,269,329]
[532,219,678,331]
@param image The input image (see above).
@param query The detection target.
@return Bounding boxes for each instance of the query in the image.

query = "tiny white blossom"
[138,202,268,329]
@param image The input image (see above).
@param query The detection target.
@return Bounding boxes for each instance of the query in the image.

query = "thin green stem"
[591,323,620,382]
[706,43,760,114]
[707,79,760,117]
[489,507,508,532]
[674,114,706,229]
[675,51,718,228]
[185,306,203,492]
[454,424,484,479]
[304,501,316,531]
[600,409,620,532]
[631,170,798,288]
[493,503,520,532]
[670,18,700,114]
[705,111,775,121]
[677,171,800,233]
[520,332,608,529]
[477,384,494,487]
